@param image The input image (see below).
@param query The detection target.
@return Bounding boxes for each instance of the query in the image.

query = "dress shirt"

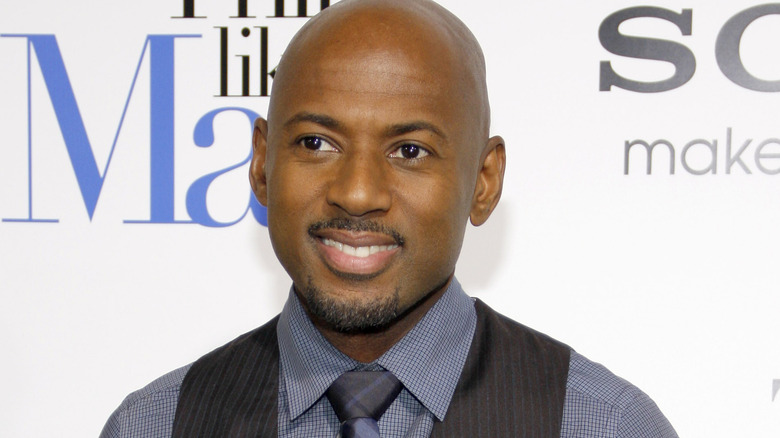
[100,278,678,438]
[276,278,476,437]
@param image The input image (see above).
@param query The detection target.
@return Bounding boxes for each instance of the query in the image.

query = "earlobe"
[469,135,506,226]
[250,117,270,206]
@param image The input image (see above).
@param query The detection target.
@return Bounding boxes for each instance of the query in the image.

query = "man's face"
[251,13,500,333]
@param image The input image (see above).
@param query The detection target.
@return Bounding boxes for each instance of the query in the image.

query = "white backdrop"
[1,0,779,436]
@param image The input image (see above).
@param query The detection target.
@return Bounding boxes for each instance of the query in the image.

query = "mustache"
[308,218,405,246]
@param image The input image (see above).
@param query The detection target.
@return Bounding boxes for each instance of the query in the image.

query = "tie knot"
[326,371,402,422]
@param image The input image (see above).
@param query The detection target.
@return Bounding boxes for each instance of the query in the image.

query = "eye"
[389,144,429,160]
[299,136,337,152]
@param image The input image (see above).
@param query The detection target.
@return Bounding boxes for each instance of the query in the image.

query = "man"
[101,0,678,436]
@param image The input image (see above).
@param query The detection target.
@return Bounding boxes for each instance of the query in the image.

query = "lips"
[311,227,402,276]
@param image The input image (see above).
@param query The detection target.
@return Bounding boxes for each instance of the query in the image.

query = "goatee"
[301,278,400,333]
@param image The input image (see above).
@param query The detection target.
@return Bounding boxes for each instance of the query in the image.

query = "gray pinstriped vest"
[172,299,570,437]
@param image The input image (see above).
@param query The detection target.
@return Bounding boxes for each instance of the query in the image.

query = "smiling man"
[101,1,677,437]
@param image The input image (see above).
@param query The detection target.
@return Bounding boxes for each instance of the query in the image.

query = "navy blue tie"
[326,371,402,438]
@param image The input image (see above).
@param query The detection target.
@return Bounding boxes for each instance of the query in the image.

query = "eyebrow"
[283,112,447,141]
[283,112,343,131]
[384,121,447,141]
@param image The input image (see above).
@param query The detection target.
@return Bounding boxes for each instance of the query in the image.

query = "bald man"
[101,1,677,437]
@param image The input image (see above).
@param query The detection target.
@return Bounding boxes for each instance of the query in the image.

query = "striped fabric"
[429,300,570,437]
[171,316,280,437]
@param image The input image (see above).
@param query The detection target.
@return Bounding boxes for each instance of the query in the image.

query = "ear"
[470,135,506,226]
[250,117,269,206]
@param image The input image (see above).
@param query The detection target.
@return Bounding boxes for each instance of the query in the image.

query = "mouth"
[309,220,403,277]
[320,238,399,258]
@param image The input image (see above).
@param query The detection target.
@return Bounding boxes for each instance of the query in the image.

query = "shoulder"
[100,319,281,438]
[561,351,678,438]
[99,364,191,438]
[180,316,280,395]
[192,315,279,369]
[474,298,570,353]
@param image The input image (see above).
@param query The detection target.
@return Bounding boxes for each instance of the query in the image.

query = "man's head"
[250,0,505,335]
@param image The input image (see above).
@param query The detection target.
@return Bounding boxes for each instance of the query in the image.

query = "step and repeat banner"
[1,0,779,436]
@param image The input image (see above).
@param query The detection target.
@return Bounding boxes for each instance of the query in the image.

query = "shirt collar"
[277,278,477,422]
[277,288,358,420]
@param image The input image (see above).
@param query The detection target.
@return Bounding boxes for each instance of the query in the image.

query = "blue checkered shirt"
[100,279,677,437]
[276,279,475,437]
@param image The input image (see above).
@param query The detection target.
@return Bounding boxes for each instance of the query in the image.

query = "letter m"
[1,34,196,222]
[624,139,676,175]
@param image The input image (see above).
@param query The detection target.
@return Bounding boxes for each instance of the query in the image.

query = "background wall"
[1,0,779,436]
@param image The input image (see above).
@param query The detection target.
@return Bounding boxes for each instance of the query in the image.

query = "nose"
[326,151,392,217]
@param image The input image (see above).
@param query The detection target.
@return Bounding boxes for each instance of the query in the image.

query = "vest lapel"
[172,316,280,438]
[430,299,570,438]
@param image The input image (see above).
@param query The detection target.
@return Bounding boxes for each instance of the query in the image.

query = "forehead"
[267,6,474,133]
[275,51,454,124]
[309,50,442,98]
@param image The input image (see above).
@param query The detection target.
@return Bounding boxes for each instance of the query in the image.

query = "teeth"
[322,238,398,258]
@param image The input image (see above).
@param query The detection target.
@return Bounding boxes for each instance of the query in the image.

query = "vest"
[172,299,570,437]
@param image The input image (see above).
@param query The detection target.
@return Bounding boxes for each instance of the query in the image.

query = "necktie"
[326,371,403,438]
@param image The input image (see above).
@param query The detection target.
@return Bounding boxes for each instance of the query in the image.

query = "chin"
[300,278,401,333]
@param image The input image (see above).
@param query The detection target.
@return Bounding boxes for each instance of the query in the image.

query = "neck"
[306,279,451,363]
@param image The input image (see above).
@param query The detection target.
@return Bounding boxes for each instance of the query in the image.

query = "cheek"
[394,186,466,309]
[266,158,325,212]
[401,175,469,258]
[264,164,321,264]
